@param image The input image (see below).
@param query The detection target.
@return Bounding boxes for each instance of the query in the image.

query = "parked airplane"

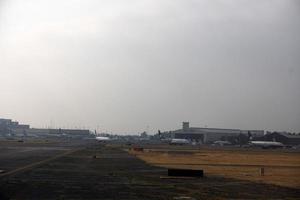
[249,141,284,149]
[170,138,190,145]
[213,141,231,146]
[95,136,111,142]
[247,131,284,149]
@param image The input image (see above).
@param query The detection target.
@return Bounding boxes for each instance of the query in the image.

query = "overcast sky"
[0,0,299,134]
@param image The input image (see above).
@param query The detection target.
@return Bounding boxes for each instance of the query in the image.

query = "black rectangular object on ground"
[168,169,203,177]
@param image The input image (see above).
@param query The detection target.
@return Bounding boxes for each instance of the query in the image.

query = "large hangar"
[172,122,264,144]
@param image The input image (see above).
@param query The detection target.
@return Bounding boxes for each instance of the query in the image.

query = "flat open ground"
[128,144,300,189]
[0,140,80,173]
[0,140,299,199]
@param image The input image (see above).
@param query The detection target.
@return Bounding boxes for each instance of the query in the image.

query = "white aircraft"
[95,136,111,142]
[170,138,190,145]
[213,141,231,146]
[249,141,284,149]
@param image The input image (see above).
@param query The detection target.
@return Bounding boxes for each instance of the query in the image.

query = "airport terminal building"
[1,118,92,139]
[172,122,264,144]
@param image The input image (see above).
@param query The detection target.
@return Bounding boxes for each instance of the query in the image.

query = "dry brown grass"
[129,147,300,188]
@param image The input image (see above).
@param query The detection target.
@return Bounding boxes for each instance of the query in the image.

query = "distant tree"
[140,131,147,138]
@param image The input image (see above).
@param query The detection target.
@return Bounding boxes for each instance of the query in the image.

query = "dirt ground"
[129,145,300,189]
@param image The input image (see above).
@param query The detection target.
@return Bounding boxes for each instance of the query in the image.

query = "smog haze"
[0,0,299,133]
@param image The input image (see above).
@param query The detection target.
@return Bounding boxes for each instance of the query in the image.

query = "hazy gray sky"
[0,0,299,133]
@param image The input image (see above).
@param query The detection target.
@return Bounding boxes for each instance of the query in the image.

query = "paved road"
[0,147,69,172]
[0,148,80,178]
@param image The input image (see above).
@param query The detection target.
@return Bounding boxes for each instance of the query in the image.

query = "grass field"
[129,146,300,188]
